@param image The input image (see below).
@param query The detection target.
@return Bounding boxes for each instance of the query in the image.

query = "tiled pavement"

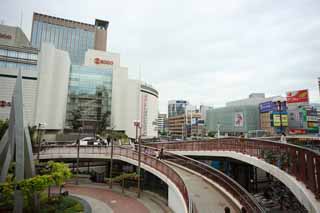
[64,184,150,213]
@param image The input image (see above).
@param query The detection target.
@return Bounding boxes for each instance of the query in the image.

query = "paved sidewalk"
[71,193,113,213]
[169,164,239,213]
[64,184,149,213]
[65,180,173,213]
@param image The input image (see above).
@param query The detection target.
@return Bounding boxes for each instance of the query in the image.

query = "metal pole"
[76,128,81,185]
[37,123,41,161]
[137,128,141,198]
[279,101,283,133]
[109,138,113,189]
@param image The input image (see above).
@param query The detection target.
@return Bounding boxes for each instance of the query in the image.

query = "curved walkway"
[71,193,111,213]
[65,184,149,213]
[168,163,238,213]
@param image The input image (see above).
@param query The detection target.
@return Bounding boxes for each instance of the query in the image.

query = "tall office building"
[0,24,39,124]
[168,100,188,117]
[31,12,109,64]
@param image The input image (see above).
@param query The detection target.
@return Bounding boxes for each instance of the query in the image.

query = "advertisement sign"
[259,101,273,113]
[234,112,244,127]
[272,112,288,127]
[286,89,309,104]
[0,100,11,107]
[94,58,114,65]
[289,129,306,135]
[259,101,287,113]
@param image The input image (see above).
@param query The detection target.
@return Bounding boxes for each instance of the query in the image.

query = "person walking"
[280,132,287,143]
[159,148,164,160]
[239,132,245,153]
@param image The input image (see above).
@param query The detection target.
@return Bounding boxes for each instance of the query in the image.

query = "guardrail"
[39,145,195,212]
[146,137,320,200]
[140,145,264,213]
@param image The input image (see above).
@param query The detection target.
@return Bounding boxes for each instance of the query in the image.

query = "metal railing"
[146,137,320,200]
[39,145,195,212]
[140,145,264,213]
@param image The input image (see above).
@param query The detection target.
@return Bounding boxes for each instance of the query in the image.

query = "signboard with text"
[259,101,287,113]
[271,112,288,127]
[286,89,309,104]
[94,58,114,65]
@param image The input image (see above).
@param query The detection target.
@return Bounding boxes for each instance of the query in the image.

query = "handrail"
[146,137,320,200]
[140,144,265,213]
[39,145,194,212]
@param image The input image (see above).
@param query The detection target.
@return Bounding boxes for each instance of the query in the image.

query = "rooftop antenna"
[19,10,23,28]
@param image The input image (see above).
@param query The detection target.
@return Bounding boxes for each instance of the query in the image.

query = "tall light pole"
[217,122,221,138]
[133,120,141,198]
[76,127,82,185]
[109,136,114,189]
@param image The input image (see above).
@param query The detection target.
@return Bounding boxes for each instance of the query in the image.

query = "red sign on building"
[94,58,114,65]
[289,129,306,135]
[0,100,11,107]
[286,89,309,104]
[0,33,12,40]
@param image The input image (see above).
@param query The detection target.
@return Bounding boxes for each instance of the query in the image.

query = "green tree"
[98,111,111,133]
[0,119,9,140]
[71,109,82,130]
[47,161,72,194]
[208,131,215,137]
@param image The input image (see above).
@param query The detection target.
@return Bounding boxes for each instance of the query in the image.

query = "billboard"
[271,112,288,127]
[259,101,273,113]
[286,89,309,104]
[259,101,287,113]
[234,112,244,127]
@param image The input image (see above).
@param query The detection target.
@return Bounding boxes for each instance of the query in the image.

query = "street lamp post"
[76,127,82,185]
[278,101,283,133]
[217,123,221,138]
[133,120,141,198]
[109,136,114,189]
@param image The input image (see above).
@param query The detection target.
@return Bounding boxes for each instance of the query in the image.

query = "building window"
[0,49,7,56]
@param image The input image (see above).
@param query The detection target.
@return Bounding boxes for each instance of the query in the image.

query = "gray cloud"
[1,0,320,112]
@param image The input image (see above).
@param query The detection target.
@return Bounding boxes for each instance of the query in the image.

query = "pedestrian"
[159,148,164,160]
[107,136,111,146]
[224,207,230,213]
[239,132,245,152]
[280,132,287,143]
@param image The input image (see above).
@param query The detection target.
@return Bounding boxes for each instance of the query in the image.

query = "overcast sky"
[1,0,320,113]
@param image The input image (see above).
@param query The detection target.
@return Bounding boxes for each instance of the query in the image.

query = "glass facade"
[168,100,188,117]
[66,65,112,129]
[0,48,38,70]
[31,20,95,65]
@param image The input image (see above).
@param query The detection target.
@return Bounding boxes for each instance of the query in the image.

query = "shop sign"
[286,89,309,104]
[0,33,12,40]
[0,100,11,107]
[307,116,318,122]
[260,101,287,113]
[289,129,306,134]
[259,101,273,113]
[94,58,114,65]
[272,112,288,127]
